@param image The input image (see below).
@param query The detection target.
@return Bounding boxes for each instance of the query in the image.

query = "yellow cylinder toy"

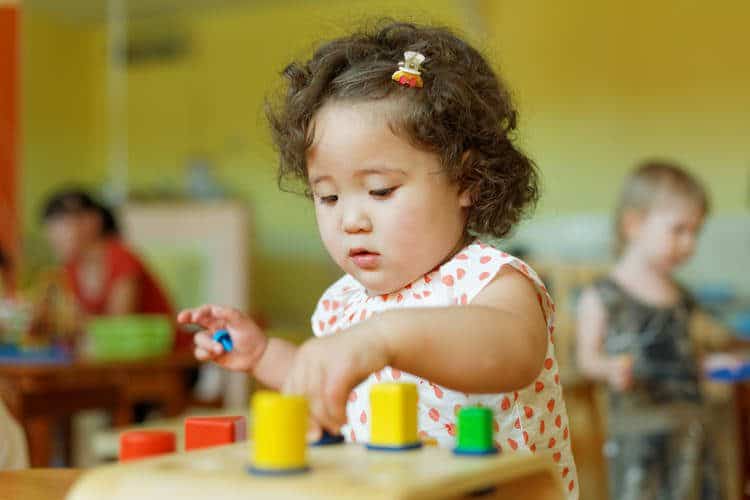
[249,391,309,475]
[367,382,422,451]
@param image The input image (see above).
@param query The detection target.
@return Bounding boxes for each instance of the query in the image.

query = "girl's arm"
[378,266,548,393]
[283,267,551,431]
[576,287,632,388]
[251,337,299,390]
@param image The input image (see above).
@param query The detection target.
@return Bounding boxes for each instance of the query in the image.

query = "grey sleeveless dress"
[594,277,720,500]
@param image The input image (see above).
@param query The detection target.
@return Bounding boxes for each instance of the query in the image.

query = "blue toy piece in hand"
[213,329,233,353]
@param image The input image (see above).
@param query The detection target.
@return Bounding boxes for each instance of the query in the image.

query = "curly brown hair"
[267,20,538,239]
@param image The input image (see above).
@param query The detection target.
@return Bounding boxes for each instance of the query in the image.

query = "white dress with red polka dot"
[311,240,579,499]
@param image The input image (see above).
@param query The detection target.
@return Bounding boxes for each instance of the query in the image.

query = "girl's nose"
[342,207,372,234]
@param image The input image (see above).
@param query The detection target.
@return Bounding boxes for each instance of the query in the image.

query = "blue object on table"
[0,343,72,365]
[212,329,233,352]
[707,361,750,382]
[311,430,345,446]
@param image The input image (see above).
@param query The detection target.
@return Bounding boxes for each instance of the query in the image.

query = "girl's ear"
[458,188,473,208]
[458,150,474,208]
[621,208,646,242]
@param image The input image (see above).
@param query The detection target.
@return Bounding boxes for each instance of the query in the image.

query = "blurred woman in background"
[41,190,194,422]
[40,189,188,351]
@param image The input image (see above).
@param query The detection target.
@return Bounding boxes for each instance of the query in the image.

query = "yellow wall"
[22,0,749,329]
[482,0,749,214]
[21,9,106,269]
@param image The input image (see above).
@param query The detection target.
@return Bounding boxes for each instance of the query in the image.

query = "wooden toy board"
[67,442,564,500]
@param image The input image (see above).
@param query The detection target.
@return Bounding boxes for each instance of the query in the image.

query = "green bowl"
[86,314,174,361]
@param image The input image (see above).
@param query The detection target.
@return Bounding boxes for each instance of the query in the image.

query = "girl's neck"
[615,247,663,276]
[612,246,681,307]
[363,233,473,297]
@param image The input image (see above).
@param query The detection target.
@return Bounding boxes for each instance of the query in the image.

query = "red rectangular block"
[185,416,247,451]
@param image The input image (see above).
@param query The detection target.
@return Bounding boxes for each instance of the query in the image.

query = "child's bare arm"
[283,267,551,431]
[378,266,548,392]
[576,287,632,390]
[252,337,298,390]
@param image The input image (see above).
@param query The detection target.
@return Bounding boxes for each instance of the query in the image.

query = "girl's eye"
[369,187,398,198]
[318,195,338,205]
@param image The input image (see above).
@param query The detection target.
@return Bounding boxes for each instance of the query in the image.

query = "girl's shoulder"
[438,240,555,322]
[439,240,531,280]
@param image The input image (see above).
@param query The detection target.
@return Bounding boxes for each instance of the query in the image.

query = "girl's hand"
[177,305,268,372]
[282,322,389,434]
[608,354,634,391]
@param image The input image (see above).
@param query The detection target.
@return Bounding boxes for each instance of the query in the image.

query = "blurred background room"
[0,1,748,499]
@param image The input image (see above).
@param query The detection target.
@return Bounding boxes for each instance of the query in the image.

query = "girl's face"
[307,99,471,295]
[626,196,705,271]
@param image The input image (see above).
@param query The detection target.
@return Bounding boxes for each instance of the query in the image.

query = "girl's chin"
[357,276,409,297]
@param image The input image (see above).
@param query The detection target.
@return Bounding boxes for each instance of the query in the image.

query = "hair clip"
[391,51,426,88]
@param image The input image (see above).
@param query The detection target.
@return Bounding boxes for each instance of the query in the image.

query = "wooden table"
[0,468,81,500]
[0,352,198,467]
[67,442,566,500]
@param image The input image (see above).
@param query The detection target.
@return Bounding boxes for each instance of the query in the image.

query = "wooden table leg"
[112,393,133,428]
[736,383,750,500]
[25,417,54,467]
[162,372,188,417]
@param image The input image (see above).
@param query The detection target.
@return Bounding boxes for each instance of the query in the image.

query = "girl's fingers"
[182,305,211,323]
[178,305,228,330]
[325,378,349,429]
[303,364,345,434]
[307,367,334,433]
[318,372,347,433]
[214,305,240,320]
[194,331,224,355]
[194,346,212,361]
[207,305,243,324]
[176,309,192,323]
[306,422,323,443]
[193,305,225,329]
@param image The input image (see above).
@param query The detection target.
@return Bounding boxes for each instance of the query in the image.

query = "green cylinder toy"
[453,406,498,455]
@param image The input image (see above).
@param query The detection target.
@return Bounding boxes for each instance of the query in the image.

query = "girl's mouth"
[349,248,380,269]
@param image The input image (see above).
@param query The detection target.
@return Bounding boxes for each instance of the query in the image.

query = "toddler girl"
[180,21,578,498]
